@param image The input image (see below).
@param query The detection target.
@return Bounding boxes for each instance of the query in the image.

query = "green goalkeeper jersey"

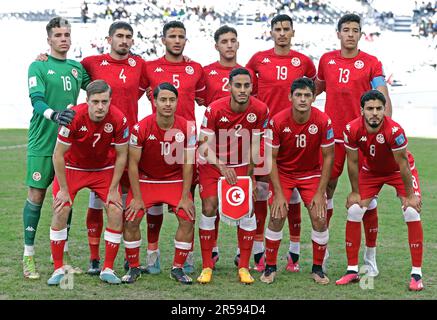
[27,55,90,156]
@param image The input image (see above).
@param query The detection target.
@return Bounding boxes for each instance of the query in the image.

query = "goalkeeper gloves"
[50,109,76,126]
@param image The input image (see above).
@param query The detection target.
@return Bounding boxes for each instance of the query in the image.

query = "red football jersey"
[57,103,129,170]
[267,107,334,179]
[130,114,196,182]
[344,116,414,174]
[144,56,205,122]
[317,50,384,139]
[200,96,268,166]
[81,54,148,128]
[246,48,316,117]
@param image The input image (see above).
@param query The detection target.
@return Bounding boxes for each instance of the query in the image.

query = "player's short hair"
[153,82,178,100]
[214,25,238,43]
[86,80,112,98]
[360,90,386,108]
[290,77,316,95]
[270,14,293,29]
[229,68,251,83]
[337,13,361,31]
[46,17,71,36]
[163,21,186,37]
[108,21,133,36]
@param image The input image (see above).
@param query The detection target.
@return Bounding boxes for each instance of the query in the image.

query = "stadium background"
[0,0,436,300]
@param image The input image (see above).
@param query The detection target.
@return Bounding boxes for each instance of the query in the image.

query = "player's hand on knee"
[310,191,327,219]
[125,198,144,221]
[271,193,288,219]
[176,197,195,221]
[346,192,361,209]
[403,194,422,213]
[53,189,71,214]
[106,189,123,211]
[51,109,76,126]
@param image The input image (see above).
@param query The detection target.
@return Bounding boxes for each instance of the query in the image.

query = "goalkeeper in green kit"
[23,17,90,279]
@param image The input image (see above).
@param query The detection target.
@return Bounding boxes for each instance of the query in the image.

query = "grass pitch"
[0,129,436,300]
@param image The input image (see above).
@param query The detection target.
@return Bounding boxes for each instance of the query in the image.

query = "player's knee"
[28,187,46,205]
[88,191,103,209]
[403,207,421,222]
[202,200,217,217]
[367,198,378,210]
[347,204,366,222]
[256,181,269,201]
[289,188,301,204]
[179,218,194,232]
[148,205,164,216]
[239,215,257,231]
[124,219,141,231]
[269,216,285,231]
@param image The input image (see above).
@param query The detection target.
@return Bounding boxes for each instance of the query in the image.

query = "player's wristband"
[43,108,55,120]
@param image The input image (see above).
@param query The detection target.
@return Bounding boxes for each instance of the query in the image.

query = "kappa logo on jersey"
[28,76,37,88]
[147,134,157,140]
[283,127,291,133]
[246,113,257,123]
[175,132,185,143]
[360,136,367,142]
[128,58,136,67]
[130,134,138,145]
[220,116,230,122]
[354,60,364,69]
[395,133,406,146]
[291,57,301,67]
[104,123,113,133]
[100,60,109,66]
[209,70,218,76]
[327,118,332,126]
[154,67,164,73]
[206,106,211,113]
[59,126,70,138]
[47,69,56,75]
[346,124,351,132]
[71,68,78,79]
[328,59,336,65]
[79,126,88,132]
[32,171,41,181]
[185,66,194,75]
[261,58,271,63]
[123,117,127,125]
[392,126,399,134]
[376,133,385,144]
[308,124,318,134]
[133,124,139,132]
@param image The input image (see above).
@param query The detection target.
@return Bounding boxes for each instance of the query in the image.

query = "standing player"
[23,17,89,279]
[122,83,196,284]
[315,13,393,274]
[47,80,129,285]
[197,68,268,284]
[246,14,317,272]
[261,78,334,285]
[336,90,423,291]
[142,20,205,274]
[80,21,149,275]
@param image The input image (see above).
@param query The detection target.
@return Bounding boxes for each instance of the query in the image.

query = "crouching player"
[122,82,196,284]
[336,90,424,291]
[261,78,334,285]
[48,80,128,285]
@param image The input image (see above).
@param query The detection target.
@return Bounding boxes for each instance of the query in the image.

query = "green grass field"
[0,129,436,300]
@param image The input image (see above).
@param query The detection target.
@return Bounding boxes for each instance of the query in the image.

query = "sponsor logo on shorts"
[32,172,41,181]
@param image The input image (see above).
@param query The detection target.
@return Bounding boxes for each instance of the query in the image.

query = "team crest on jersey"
[71,68,78,79]
[175,132,185,143]
[376,133,385,144]
[185,66,194,75]
[32,172,41,182]
[128,58,136,67]
[354,60,364,69]
[104,123,113,133]
[246,113,257,123]
[291,57,301,67]
[308,124,318,134]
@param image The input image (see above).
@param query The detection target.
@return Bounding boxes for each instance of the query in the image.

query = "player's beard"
[167,47,184,58]
[366,117,382,128]
[114,47,129,56]
[232,93,249,105]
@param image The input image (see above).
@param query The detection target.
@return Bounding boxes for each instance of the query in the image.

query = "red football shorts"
[359,166,421,200]
[198,163,248,199]
[52,168,116,207]
[269,174,321,207]
[126,181,193,221]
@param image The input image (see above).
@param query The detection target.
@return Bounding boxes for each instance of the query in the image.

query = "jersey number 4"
[119,69,127,83]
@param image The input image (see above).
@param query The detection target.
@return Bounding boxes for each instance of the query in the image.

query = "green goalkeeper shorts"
[25,156,55,189]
